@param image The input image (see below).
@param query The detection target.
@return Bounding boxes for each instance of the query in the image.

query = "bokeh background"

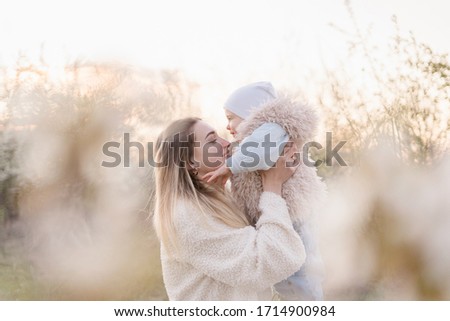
[1,0,449,300]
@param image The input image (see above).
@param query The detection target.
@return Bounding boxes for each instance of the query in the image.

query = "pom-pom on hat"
[224,81,277,119]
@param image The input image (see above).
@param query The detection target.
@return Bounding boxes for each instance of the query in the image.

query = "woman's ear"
[187,159,199,176]
[188,157,200,170]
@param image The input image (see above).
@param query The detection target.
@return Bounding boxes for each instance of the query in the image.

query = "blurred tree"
[312,1,450,300]
[316,1,450,177]
[0,56,200,222]
[0,56,199,299]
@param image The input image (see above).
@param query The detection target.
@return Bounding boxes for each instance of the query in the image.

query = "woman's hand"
[259,143,300,195]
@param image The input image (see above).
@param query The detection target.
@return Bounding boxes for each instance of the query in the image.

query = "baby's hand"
[202,164,232,186]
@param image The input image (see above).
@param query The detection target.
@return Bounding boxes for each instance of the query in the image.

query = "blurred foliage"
[313,2,449,178]
[310,1,450,300]
[0,1,449,301]
[0,56,199,300]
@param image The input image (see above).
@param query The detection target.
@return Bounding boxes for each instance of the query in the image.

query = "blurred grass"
[0,225,167,300]
[0,226,40,300]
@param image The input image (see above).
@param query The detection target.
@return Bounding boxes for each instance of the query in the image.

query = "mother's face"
[191,121,230,177]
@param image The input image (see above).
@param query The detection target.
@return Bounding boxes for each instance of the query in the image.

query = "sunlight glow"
[1,0,449,128]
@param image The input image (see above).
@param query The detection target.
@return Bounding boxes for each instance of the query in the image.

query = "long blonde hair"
[153,117,250,251]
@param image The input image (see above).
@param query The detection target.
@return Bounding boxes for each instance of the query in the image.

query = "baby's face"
[224,109,243,138]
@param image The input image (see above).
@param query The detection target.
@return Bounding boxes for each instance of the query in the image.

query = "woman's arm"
[173,146,304,291]
[173,192,305,291]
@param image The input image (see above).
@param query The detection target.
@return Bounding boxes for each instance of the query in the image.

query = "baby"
[204,82,289,184]
[204,81,326,300]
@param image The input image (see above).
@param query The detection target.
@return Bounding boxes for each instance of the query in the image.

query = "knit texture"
[160,192,306,300]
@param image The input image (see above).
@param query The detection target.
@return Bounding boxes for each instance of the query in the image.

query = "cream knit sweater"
[160,191,306,300]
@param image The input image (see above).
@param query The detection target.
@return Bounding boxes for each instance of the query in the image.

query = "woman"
[153,117,306,300]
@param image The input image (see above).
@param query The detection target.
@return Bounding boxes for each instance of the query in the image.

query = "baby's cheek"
[234,118,243,127]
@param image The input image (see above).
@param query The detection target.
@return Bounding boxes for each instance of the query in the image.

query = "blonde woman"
[153,117,306,300]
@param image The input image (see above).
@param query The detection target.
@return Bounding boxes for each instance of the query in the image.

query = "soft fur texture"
[160,192,306,300]
[232,95,326,225]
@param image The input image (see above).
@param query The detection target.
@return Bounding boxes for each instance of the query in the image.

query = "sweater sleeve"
[226,122,289,174]
[173,192,306,291]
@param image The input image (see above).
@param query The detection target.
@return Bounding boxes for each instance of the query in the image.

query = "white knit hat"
[224,81,277,119]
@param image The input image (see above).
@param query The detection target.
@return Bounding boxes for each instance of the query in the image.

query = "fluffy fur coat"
[161,192,305,300]
[231,96,326,225]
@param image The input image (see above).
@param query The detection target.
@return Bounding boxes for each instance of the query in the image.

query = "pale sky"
[1,0,449,128]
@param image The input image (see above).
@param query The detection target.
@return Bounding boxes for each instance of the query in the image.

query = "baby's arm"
[203,123,288,184]
[228,122,289,174]
[203,164,231,185]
